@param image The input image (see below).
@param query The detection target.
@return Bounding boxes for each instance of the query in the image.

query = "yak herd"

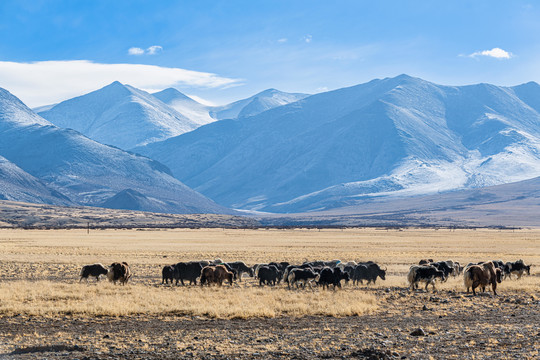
[78,258,532,296]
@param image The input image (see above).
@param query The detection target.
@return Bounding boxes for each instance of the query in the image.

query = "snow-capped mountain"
[152,88,215,126]
[37,81,200,150]
[0,155,71,205]
[0,87,230,214]
[134,75,540,213]
[210,88,309,120]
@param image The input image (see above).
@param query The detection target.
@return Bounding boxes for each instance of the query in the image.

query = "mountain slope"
[37,81,199,149]
[134,75,540,213]
[210,88,309,120]
[152,88,215,126]
[0,155,71,205]
[259,175,540,227]
[0,87,230,214]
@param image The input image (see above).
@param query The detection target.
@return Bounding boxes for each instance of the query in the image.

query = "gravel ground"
[1,288,539,359]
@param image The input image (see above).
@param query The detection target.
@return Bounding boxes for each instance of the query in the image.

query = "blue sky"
[1,0,539,107]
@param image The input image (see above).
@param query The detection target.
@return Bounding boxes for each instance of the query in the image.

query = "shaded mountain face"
[0,155,71,205]
[209,88,309,120]
[100,188,167,213]
[0,87,231,214]
[134,75,540,213]
[37,81,199,150]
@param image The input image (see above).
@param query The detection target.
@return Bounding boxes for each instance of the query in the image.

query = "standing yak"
[79,263,109,282]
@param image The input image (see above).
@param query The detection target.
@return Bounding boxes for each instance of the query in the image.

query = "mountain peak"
[37,82,199,149]
[153,88,195,104]
[100,81,133,95]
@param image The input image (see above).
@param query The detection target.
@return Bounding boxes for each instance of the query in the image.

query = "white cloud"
[304,35,312,43]
[277,38,288,43]
[128,47,145,55]
[0,60,241,107]
[146,45,163,55]
[128,45,163,55]
[467,47,513,59]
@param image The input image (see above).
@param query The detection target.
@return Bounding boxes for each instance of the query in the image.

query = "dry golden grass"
[0,281,377,318]
[0,227,538,318]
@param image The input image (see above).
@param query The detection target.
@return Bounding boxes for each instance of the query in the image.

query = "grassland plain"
[0,228,539,359]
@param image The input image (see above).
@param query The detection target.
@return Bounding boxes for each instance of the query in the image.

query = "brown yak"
[464,261,502,295]
[200,266,215,286]
[107,262,132,285]
[213,264,234,286]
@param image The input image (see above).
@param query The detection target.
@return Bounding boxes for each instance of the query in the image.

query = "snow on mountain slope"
[209,88,309,120]
[0,155,72,205]
[134,75,540,213]
[37,81,200,150]
[0,87,231,214]
[152,88,215,126]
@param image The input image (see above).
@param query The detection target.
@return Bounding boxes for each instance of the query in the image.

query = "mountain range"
[4,74,540,219]
[134,75,540,213]
[0,87,229,214]
[38,83,308,150]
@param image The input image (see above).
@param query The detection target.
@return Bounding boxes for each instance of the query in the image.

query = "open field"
[0,228,539,359]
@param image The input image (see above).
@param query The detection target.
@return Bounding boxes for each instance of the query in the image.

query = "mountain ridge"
[38,81,200,149]
[134,74,540,213]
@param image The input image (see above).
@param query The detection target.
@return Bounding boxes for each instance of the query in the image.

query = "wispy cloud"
[465,47,513,59]
[277,38,288,43]
[303,35,312,43]
[146,45,163,55]
[128,45,163,56]
[0,60,241,107]
[128,47,145,55]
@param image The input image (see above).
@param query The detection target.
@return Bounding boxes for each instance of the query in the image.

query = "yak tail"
[282,268,290,283]
[287,272,295,288]
[463,268,474,290]
[106,267,114,282]
[407,267,417,286]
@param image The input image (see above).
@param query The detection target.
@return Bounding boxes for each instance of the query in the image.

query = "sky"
[1,0,540,107]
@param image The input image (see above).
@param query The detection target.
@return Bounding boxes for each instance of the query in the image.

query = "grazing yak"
[504,260,531,280]
[162,265,175,284]
[200,265,234,286]
[200,266,215,286]
[318,267,350,290]
[79,263,108,282]
[352,262,386,285]
[408,265,445,292]
[213,265,234,286]
[227,261,254,281]
[107,262,131,285]
[464,261,502,296]
[287,268,320,289]
[174,261,204,286]
[282,264,314,286]
[258,265,282,286]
